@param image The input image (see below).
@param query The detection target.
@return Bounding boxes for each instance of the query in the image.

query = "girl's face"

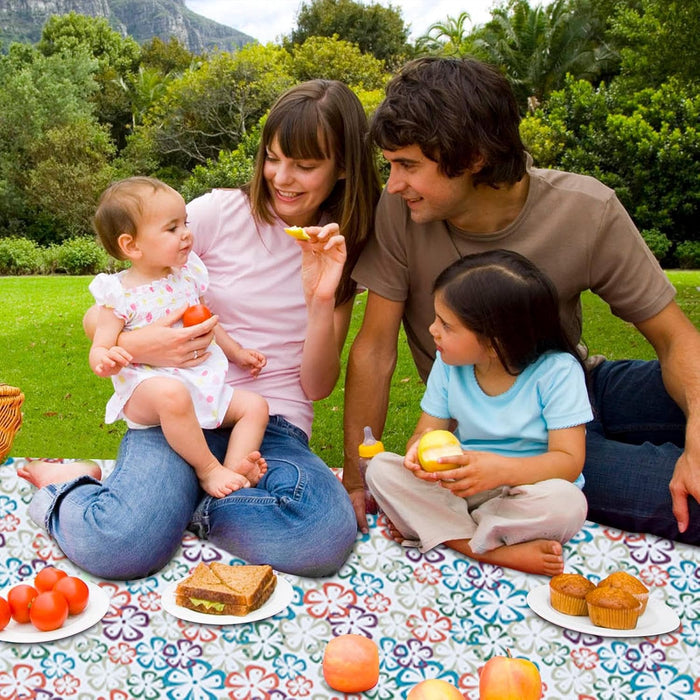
[263,134,343,227]
[128,188,192,274]
[429,291,492,367]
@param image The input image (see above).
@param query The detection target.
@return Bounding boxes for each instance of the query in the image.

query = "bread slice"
[175,562,277,616]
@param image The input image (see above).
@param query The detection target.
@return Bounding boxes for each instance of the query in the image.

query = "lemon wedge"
[284,226,311,241]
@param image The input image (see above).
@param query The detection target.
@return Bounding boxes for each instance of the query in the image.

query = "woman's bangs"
[276,105,331,161]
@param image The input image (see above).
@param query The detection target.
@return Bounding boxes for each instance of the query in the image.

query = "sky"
[184,1,498,45]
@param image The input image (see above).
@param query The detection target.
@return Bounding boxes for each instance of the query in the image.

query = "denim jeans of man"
[583,359,698,544]
[28,415,357,580]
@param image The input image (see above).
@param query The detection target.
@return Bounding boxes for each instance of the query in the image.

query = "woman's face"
[263,134,343,227]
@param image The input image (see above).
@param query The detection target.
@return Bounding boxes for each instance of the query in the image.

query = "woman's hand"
[114,306,217,368]
[298,223,346,305]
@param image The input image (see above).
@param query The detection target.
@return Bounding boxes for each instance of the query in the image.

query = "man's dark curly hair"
[370,57,527,187]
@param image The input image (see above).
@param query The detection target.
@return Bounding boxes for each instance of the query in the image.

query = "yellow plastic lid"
[358,426,384,458]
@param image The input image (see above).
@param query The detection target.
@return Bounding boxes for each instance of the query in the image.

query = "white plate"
[161,575,294,625]
[527,584,680,638]
[0,582,111,644]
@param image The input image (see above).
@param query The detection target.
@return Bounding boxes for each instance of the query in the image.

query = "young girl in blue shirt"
[366,249,593,576]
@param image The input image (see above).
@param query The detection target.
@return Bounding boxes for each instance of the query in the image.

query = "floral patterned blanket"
[1,457,698,700]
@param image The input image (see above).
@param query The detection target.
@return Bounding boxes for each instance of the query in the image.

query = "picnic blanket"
[1,457,698,699]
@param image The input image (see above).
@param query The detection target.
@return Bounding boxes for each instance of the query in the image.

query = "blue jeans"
[28,415,357,580]
[584,360,698,543]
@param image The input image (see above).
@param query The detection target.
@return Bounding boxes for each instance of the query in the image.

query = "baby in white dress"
[88,177,269,498]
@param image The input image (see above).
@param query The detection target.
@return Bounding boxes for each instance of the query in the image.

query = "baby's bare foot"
[229,451,267,487]
[199,460,250,498]
[16,460,102,489]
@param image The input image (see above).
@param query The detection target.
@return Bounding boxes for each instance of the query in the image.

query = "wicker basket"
[0,384,24,464]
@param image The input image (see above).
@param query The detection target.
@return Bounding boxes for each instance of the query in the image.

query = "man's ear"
[469,154,486,174]
[117,233,140,260]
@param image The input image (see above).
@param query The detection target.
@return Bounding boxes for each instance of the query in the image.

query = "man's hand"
[349,488,369,534]
[669,450,700,533]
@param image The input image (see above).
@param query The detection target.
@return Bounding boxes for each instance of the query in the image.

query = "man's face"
[382,145,475,226]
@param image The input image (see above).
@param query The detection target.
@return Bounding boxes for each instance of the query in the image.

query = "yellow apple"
[479,654,542,700]
[284,226,311,240]
[407,678,463,699]
[417,430,463,472]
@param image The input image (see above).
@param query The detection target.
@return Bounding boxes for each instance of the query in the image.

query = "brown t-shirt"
[352,166,676,382]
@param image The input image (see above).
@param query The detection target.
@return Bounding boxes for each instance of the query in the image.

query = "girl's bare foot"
[16,460,102,489]
[228,451,268,487]
[447,537,564,576]
[198,459,250,498]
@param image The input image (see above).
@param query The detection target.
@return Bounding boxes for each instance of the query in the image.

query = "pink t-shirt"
[187,188,314,436]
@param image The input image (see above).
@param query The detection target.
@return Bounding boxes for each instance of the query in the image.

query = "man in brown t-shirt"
[343,57,700,546]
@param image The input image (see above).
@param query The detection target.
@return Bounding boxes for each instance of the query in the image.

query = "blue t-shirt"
[420,351,593,486]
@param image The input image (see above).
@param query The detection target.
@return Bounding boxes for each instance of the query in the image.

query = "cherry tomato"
[53,576,90,615]
[182,304,212,327]
[0,596,10,631]
[34,566,67,592]
[8,584,38,623]
[29,591,69,632]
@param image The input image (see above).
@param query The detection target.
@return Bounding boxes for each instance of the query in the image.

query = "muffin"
[585,586,642,629]
[549,573,596,616]
[597,571,649,613]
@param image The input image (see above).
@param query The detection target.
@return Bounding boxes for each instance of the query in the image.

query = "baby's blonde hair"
[93,176,176,260]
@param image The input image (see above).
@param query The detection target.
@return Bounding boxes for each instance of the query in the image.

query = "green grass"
[2,271,698,463]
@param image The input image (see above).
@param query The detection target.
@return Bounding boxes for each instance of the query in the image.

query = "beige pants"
[366,452,588,554]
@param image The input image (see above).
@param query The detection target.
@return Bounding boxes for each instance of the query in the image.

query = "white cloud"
[185,0,496,44]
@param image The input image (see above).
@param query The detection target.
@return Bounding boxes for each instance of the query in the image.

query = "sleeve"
[88,273,130,322]
[587,193,676,324]
[187,190,221,258]
[539,354,594,430]
[351,188,411,302]
[419,353,453,419]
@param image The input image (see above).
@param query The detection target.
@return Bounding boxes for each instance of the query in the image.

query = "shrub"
[0,237,43,275]
[675,241,700,269]
[521,77,700,266]
[50,237,110,275]
[641,229,672,262]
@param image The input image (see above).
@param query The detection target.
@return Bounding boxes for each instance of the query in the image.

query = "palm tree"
[473,0,617,111]
[416,11,474,57]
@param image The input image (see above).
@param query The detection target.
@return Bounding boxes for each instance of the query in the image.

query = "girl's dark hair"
[370,57,526,187]
[249,79,381,305]
[433,249,586,377]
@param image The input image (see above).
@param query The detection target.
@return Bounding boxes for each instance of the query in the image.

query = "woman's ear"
[117,233,140,260]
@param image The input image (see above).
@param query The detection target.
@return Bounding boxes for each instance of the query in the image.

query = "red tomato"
[182,304,212,327]
[29,591,69,632]
[8,584,38,623]
[34,566,67,592]
[53,576,90,615]
[0,596,10,631]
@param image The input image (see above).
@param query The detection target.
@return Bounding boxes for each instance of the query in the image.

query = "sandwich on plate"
[175,562,277,616]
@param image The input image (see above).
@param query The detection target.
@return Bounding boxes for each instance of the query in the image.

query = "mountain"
[0,0,255,53]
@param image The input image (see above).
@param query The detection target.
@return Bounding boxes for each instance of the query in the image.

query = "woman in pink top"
[22,80,381,578]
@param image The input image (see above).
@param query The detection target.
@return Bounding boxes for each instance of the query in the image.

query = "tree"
[416,12,476,57]
[123,45,294,177]
[37,13,141,148]
[141,37,196,75]
[608,0,700,90]
[0,47,114,242]
[290,35,388,90]
[473,0,618,110]
[288,0,410,67]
